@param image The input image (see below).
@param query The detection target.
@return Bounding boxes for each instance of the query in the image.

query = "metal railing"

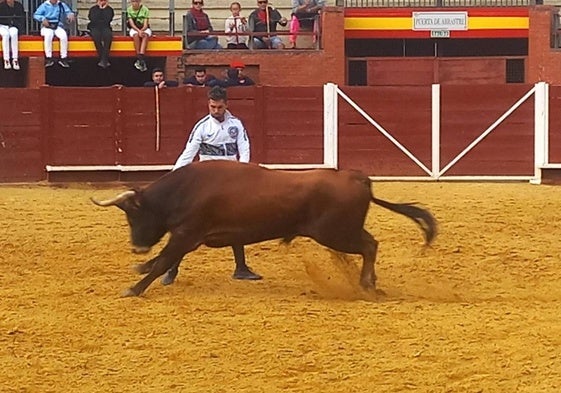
[339,0,535,6]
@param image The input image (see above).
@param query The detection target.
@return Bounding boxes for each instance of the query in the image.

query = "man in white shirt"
[163,86,261,285]
[173,86,250,168]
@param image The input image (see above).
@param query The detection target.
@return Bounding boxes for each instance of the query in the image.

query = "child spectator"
[33,0,75,68]
[289,0,324,49]
[126,0,151,72]
[185,0,221,50]
[0,0,25,70]
[225,1,248,49]
[87,0,114,69]
[183,66,216,86]
[248,0,287,50]
[144,67,179,88]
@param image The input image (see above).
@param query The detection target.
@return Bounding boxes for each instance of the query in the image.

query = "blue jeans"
[188,36,222,49]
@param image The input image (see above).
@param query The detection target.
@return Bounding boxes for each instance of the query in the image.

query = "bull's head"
[91,190,167,254]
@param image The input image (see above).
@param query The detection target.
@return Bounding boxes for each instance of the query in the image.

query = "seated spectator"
[183,66,216,86]
[0,0,25,70]
[225,2,248,49]
[248,0,287,50]
[33,0,75,68]
[87,0,114,69]
[144,67,179,88]
[185,0,221,50]
[229,60,255,85]
[210,67,255,88]
[288,0,324,49]
[126,0,151,72]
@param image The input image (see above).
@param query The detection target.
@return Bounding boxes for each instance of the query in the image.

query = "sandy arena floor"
[1,182,561,392]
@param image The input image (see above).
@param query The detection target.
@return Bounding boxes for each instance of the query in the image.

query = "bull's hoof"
[232,270,263,280]
[161,271,177,286]
[121,287,140,297]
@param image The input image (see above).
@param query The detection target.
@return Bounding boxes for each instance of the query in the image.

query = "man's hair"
[151,67,164,76]
[194,67,207,74]
[208,86,227,101]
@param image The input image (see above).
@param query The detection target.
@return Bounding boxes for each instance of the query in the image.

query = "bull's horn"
[90,190,136,207]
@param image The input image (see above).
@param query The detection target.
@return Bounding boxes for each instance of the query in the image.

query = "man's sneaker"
[4,59,11,70]
[134,59,142,70]
[139,60,147,72]
[45,58,55,67]
[12,59,20,70]
[58,58,70,68]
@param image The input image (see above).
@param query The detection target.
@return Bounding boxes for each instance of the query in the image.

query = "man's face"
[257,0,268,10]
[192,0,203,9]
[131,0,141,10]
[152,72,164,83]
[208,98,227,122]
[195,71,206,83]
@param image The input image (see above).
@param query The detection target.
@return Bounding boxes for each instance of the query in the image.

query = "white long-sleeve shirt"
[173,110,250,170]
[224,15,248,46]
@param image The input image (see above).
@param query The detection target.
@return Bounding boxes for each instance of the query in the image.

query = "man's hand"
[41,19,50,27]
[67,14,75,22]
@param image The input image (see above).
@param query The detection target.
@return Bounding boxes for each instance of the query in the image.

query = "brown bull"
[92,160,437,297]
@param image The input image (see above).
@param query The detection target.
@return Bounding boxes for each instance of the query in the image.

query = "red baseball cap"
[230,60,245,69]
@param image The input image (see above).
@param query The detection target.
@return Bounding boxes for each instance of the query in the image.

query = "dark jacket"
[0,1,25,32]
[185,11,214,44]
[182,74,216,86]
[209,68,256,88]
[87,4,114,30]
[144,80,179,87]
[248,7,285,34]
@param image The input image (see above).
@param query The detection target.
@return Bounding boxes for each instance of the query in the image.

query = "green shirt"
[127,4,150,28]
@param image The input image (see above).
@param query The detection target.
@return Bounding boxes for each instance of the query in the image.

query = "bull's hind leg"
[358,230,379,290]
[312,228,379,290]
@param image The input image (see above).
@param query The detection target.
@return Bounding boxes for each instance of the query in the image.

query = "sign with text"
[430,30,450,38]
[412,12,468,31]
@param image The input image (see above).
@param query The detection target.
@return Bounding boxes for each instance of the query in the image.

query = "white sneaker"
[12,59,19,71]
[4,59,11,70]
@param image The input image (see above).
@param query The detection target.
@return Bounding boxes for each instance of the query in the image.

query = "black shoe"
[45,58,55,67]
[58,58,70,68]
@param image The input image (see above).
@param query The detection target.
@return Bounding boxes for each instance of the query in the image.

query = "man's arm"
[173,127,202,170]
[237,126,250,163]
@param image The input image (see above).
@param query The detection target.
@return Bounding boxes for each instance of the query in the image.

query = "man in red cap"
[226,60,255,86]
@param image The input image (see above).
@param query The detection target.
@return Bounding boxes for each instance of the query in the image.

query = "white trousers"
[40,26,68,58]
[0,25,18,60]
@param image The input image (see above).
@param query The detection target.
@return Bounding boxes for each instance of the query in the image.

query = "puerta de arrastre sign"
[412,12,468,31]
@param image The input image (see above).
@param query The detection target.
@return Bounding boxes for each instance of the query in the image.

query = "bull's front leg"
[123,238,190,297]
[133,256,158,275]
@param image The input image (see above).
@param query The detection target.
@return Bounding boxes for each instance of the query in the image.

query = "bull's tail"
[372,197,437,245]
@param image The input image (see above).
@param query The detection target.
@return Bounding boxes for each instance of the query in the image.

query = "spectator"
[288,0,324,49]
[0,0,25,70]
[248,0,287,50]
[163,85,260,285]
[183,66,216,86]
[229,60,255,85]
[87,0,114,69]
[143,67,179,88]
[33,0,75,68]
[210,67,255,88]
[224,1,248,49]
[185,0,221,50]
[126,0,151,72]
